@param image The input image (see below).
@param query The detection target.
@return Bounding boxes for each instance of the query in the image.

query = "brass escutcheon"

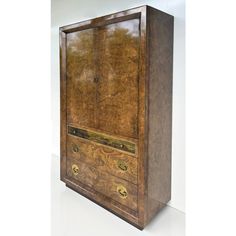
[117,160,128,172]
[72,164,79,175]
[72,144,79,153]
[117,185,128,199]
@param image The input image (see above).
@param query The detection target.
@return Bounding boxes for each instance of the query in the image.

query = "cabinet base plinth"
[65,183,144,230]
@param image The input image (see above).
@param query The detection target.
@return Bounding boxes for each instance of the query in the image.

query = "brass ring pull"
[72,164,79,175]
[117,160,128,172]
[72,144,79,153]
[117,185,128,199]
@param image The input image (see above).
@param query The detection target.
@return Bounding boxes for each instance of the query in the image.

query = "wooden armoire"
[60,5,173,229]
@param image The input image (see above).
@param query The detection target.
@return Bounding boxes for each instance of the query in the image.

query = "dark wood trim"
[61,13,141,33]
[60,30,67,181]
[59,6,147,33]
[136,6,148,227]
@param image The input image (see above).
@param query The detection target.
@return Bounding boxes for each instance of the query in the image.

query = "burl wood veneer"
[60,5,174,229]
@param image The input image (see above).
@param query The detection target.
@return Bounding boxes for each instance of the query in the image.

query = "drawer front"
[67,135,137,184]
[67,158,138,211]
[68,125,137,155]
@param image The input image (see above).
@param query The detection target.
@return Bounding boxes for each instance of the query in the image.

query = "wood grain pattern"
[145,6,174,224]
[66,158,138,211]
[60,5,174,230]
[67,125,136,154]
[67,135,138,184]
[66,19,140,139]
[95,19,140,138]
[66,28,97,128]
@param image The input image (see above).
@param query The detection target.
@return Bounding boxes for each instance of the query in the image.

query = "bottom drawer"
[66,158,138,211]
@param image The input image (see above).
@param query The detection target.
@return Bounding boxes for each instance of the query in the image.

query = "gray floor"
[51,154,185,236]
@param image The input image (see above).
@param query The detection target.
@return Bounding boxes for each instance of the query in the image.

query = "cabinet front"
[62,14,142,218]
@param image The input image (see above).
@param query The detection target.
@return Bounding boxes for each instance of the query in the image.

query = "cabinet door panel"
[97,19,140,138]
[66,19,140,139]
[66,29,97,127]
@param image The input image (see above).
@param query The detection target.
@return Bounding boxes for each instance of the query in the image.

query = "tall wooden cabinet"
[60,5,174,229]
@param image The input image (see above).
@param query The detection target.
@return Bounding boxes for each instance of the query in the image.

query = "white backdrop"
[51,0,185,212]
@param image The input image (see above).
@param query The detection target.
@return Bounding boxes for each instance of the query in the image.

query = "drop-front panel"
[60,5,173,229]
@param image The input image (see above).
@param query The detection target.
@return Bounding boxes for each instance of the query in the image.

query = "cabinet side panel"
[146,7,174,224]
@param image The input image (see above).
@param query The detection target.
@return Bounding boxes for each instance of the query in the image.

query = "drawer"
[67,135,137,184]
[66,158,138,211]
[67,125,137,155]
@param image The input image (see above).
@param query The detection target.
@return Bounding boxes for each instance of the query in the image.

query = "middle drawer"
[67,135,137,184]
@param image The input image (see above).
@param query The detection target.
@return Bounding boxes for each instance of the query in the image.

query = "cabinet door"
[66,18,140,139]
[96,19,140,139]
[66,28,97,128]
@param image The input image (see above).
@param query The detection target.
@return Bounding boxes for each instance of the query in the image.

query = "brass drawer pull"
[72,164,79,175]
[72,144,79,153]
[117,185,128,199]
[117,160,128,172]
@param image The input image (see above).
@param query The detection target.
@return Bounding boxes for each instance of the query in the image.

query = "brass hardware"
[117,160,128,172]
[117,185,128,199]
[68,126,136,154]
[72,164,79,175]
[72,144,79,153]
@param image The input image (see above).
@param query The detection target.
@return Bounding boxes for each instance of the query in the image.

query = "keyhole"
[94,77,99,83]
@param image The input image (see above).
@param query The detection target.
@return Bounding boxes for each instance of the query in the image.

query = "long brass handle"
[117,160,128,172]
[117,185,128,199]
[72,164,79,175]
